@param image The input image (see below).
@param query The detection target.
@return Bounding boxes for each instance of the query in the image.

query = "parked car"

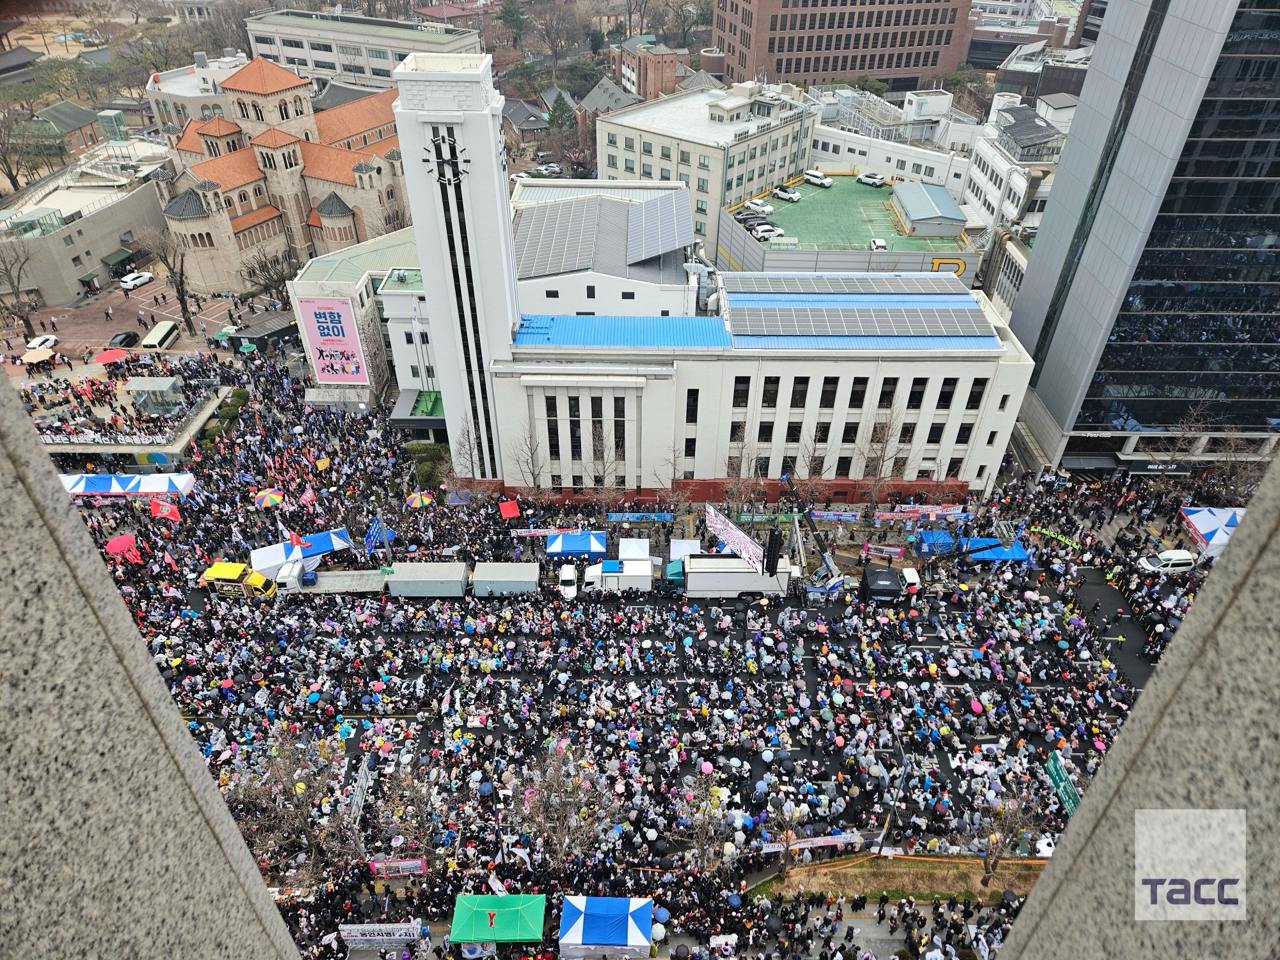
[26,334,58,350]
[531,165,559,177]
[868,238,888,251]
[803,169,833,187]
[119,271,154,290]
[734,209,764,223]
[744,197,775,215]
[772,184,801,202]
[857,172,886,187]
[1137,549,1198,574]
[107,331,140,348]
[738,217,774,231]
[534,150,555,163]
[542,162,562,174]
[558,563,579,600]
[752,224,785,241]
[509,171,532,182]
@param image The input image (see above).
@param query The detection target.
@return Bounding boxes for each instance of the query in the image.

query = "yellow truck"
[200,562,277,599]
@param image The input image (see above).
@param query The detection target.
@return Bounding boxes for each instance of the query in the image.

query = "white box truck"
[663,554,798,598]
[583,559,652,594]
[385,562,468,597]
[472,562,541,596]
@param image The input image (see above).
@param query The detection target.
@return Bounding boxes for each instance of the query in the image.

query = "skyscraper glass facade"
[1076,0,1280,435]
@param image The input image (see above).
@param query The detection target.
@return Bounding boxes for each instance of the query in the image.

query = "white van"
[1137,549,1198,574]
[557,564,579,600]
[803,169,833,188]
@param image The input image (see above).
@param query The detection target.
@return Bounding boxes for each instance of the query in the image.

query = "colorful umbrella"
[212,329,232,341]
[254,487,284,508]
[104,533,136,556]
[404,491,433,509]
[239,342,257,354]
[94,348,128,364]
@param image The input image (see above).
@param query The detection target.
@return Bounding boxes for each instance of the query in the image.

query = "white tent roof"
[1180,506,1245,559]
[618,537,650,560]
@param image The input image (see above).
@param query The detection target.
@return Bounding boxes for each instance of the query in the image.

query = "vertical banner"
[298,297,369,385]
[705,504,764,572]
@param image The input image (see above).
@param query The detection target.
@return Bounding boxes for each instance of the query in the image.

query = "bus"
[140,320,180,350]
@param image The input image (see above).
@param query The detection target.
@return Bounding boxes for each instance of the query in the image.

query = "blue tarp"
[546,531,607,558]
[559,896,652,958]
[958,537,1029,562]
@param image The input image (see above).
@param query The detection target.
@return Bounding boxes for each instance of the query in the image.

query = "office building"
[246,9,481,89]
[1010,0,1280,471]
[595,82,818,253]
[711,0,974,91]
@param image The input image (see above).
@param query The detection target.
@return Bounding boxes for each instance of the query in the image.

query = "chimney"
[194,50,208,68]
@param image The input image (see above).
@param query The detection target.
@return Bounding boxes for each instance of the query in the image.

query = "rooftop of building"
[601,82,811,147]
[220,56,311,95]
[510,178,687,208]
[892,181,966,224]
[377,268,425,293]
[293,227,418,285]
[31,99,99,134]
[146,51,249,97]
[579,76,642,114]
[755,176,968,253]
[515,314,729,349]
[315,87,399,144]
[1039,91,1080,110]
[0,138,172,233]
[247,8,474,40]
[1000,37,1093,72]
[997,104,1066,146]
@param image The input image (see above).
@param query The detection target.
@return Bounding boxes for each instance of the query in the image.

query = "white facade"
[247,10,481,88]
[595,83,818,255]
[519,270,696,318]
[394,53,519,480]
[808,126,972,197]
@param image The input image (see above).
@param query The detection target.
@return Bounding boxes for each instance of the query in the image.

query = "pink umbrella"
[879,688,892,699]
[371,681,386,692]
[969,699,983,714]
[220,678,234,689]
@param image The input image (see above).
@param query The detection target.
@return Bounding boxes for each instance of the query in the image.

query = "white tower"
[393,53,518,481]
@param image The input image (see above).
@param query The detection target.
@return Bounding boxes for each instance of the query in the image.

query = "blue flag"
[364,517,383,554]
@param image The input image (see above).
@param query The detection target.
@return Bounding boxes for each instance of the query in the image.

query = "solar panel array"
[729,305,990,337]
[512,197,600,279]
[626,191,695,265]
[720,274,962,295]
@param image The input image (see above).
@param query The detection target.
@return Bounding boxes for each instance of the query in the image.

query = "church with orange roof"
[153,56,407,294]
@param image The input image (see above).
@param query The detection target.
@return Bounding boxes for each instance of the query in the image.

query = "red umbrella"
[94,348,128,364]
[105,534,137,556]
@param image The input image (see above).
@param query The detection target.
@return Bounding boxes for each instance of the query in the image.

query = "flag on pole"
[163,550,179,571]
[278,519,312,550]
[149,498,181,521]
[364,516,384,554]
[299,486,317,506]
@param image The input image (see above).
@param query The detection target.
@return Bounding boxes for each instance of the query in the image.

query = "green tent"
[450,894,546,943]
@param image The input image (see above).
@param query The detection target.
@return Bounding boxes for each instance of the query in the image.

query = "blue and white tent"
[558,897,653,959]
[1181,506,1245,559]
[546,531,607,559]
[249,527,353,578]
[61,472,196,497]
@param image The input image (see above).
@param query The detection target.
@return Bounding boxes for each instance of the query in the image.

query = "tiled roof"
[220,56,309,95]
[306,207,322,228]
[162,188,208,220]
[298,139,374,187]
[189,148,264,191]
[173,121,205,155]
[196,116,241,137]
[230,204,283,233]
[250,127,301,148]
[35,99,99,134]
[315,87,397,145]
[316,191,353,217]
[365,135,400,159]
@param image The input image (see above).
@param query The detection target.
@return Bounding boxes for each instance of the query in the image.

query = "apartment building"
[712,0,975,91]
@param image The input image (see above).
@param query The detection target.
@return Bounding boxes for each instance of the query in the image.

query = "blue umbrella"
[655,907,671,924]
[728,894,742,908]
[307,691,320,703]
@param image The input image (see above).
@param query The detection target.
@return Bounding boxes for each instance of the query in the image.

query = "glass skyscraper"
[1009,0,1280,470]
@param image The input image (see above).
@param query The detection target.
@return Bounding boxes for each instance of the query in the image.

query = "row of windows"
[544,395,628,463]
[768,25,952,53]
[773,1,960,26]
[724,416,997,447]
[776,48,939,77]
[234,216,284,251]
[723,374,994,412]
[727,453,982,483]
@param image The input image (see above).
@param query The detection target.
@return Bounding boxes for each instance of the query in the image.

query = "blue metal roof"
[724,293,977,309]
[732,335,1002,351]
[892,181,965,223]
[514,314,731,348]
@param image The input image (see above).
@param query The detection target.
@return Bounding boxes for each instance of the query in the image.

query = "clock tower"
[393,53,518,481]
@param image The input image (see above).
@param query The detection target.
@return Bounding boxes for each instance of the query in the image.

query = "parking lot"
[762,176,965,252]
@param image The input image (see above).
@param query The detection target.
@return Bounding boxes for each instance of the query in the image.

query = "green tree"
[559,57,603,99]
[847,74,888,95]
[500,0,528,47]
[547,91,574,131]
[588,27,605,54]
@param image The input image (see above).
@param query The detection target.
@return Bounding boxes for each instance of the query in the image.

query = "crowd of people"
[43,354,1241,960]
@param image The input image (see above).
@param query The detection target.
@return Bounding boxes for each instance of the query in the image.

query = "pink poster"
[299,297,369,385]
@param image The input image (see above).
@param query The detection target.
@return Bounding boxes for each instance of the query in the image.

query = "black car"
[108,331,140,348]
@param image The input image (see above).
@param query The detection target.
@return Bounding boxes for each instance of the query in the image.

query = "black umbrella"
[675,946,690,959]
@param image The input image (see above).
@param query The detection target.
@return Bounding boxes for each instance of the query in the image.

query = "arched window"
[252,102,264,122]
[200,104,211,119]
[204,232,213,246]
[213,104,224,117]
[238,191,249,204]
[237,100,249,119]
[386,186,394,200]
[224,196,233,209]
[278,99,289,121]
[253,185,264,197]
[358,175,364,189]
[293,95,304,116]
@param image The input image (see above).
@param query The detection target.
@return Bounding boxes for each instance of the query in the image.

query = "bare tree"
[621,0,652,35]
[0,239,37,340]
[671,770,727,871]
[529,0,584,82]
[660,0,701,48]
[509,740,622,863]
[118,25,200,72]
[224,727,362,888]
[238,248,295,305]
[450,412,484,489]
[857,410,905,508]
[510,428,546,491]
[138,228,196,335]
[371,772,446,867]
[721,439,763,513]
[979,792,1039,888]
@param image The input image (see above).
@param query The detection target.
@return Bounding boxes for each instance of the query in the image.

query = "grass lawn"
[750,853,1046,905]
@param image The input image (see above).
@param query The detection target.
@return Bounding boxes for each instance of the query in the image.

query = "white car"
[752,224,785,241]
[26,334,58,350]
[532,165,559,176]
[868,238,888,251]
[803,169,833,187]
[744,197,775,215]
[119,271,154,290]
[1137,548,1198,574]
[857,172,887,187]
[558,564,579,600]
[509,171,532,182]
[772,185,801,202]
